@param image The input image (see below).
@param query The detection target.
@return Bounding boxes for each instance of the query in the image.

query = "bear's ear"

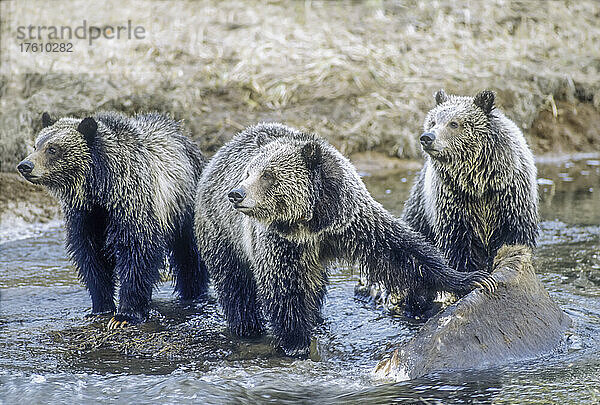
[474,90,495,115]
[301,141,322,170]
[41,112,55,128]
[255,130,270,147]
[76,117,97,146]
[435,89,448,105]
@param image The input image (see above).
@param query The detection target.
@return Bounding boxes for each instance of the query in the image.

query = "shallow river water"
[1,155,599,404]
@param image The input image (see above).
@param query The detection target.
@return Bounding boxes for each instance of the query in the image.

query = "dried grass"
[1,0,599,171]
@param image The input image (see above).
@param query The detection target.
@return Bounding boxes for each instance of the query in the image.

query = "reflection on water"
[0,155,598,403]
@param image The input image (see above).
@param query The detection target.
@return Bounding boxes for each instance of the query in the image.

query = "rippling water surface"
[1,155,599,404]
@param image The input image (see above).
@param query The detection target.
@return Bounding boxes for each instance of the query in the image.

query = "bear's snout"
[420,132,436,149]
[17,160,35,176]
[228,188,246,205]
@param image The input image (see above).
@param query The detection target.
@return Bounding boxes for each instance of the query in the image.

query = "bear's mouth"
[422,146,441,156]
[21,174,41,183]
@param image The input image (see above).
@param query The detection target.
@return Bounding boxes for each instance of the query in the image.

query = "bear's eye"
[47,146,57,155]
[262,171,274,182]
[429,120,436,128]
[449,121,459,129]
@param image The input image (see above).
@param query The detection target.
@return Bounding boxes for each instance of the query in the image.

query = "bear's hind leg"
[170,218,209,301]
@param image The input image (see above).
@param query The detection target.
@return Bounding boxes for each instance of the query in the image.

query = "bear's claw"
[107,317,128,329]
[473,277,497,293]
[106,314,142,330]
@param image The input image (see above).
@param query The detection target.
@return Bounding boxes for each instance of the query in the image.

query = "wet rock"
[374,245,571,381]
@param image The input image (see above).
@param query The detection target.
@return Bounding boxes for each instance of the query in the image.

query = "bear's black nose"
[17,160,34,175]
[420,132,436,148]
[228,188,246,204]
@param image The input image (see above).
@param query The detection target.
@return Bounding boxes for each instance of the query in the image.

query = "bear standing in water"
[402,90,538,311]
[17,112,209,328]
[194,123,495,356]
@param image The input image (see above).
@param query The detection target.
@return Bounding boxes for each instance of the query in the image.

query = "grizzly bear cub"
[17,112,209,328]
[402,90,538,311]
[194,123,495,356]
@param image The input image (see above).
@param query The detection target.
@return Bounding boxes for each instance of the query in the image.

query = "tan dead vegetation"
[1,0,599,172]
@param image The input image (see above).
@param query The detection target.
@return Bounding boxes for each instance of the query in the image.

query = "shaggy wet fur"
[18,112,209,327]
[194,123,494,356]
[402,90,538,310]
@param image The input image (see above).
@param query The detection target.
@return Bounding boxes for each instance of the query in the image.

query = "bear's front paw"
[468,271,498,294]
[107,313,141,330]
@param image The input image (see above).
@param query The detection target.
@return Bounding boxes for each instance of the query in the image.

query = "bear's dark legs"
[79,253,115,315]
[207,240,263,338]
[84,260,116,316]
[65,208,116,315]
[110,236,163,327]
[256,235,327,357]
[169,218,209,301]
